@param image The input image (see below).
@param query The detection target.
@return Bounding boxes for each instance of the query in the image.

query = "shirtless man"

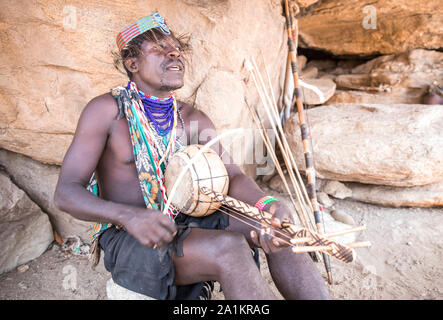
[54,13,330,300]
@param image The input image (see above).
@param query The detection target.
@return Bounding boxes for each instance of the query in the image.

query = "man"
[54,12,330,300]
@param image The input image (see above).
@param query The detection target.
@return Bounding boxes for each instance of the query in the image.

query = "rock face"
[345,181,443,208]
[298,0,442,56]
[0,149,93,241]
[266,173,443,208]
[0,171,53,274]
[0,0,287,166]
[328,49,443,105]
[284,103,443,187]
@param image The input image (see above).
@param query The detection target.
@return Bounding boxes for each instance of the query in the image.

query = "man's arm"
[54,94,176,247]
[54,94,124,223]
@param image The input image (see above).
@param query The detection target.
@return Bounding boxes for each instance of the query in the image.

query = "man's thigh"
[172,227,251,286]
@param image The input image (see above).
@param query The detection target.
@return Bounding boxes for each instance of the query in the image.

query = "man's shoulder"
[88,92,118,110]
[74,92,122,136]
[82,92,120,119]
[178,100,212,124]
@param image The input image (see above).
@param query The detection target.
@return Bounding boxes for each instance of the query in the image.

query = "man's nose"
[166,46,180,59]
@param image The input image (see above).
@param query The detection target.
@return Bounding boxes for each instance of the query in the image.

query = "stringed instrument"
[164,144,371,264]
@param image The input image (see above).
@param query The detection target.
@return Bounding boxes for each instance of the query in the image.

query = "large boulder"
[284,103,443,187]
[0,0,287,166]
[298,0,442,56]
[0,171,53,274]
[0,149,93,241]
[301,78,336,105]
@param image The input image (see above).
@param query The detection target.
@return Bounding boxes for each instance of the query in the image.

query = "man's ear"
[124,57,138,74]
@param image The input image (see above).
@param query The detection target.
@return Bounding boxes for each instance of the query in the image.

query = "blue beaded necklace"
[127,81,175,136]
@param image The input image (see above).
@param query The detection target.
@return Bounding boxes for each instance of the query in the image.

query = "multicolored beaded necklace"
[126,81,175,137]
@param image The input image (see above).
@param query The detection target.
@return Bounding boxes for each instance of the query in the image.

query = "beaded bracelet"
[255,196,278,211]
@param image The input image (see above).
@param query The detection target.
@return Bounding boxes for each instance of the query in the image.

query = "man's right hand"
[123,209,178,249]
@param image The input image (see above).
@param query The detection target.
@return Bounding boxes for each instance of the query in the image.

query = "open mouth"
[166,66,182,71]
[164,62,184,72]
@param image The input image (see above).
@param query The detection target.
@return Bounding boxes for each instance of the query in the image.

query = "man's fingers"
[250,230,260,247]
[271,216,281,228]
[251,226,285,254]
[272,238,281,247]
[156,214,178,234]
[149,223,176,245]
[260,228,272,254]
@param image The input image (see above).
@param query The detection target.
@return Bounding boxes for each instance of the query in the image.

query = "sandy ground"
[1,186,442,300]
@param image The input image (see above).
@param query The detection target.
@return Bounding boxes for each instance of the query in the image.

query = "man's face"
[132,36,185,94]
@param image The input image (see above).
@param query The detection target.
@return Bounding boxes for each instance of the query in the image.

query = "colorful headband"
[116,12,171,52]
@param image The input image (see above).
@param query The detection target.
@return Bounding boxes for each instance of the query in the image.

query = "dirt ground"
[1,186,442,300]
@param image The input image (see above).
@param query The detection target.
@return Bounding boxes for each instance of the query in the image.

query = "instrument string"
[217,205,303,249]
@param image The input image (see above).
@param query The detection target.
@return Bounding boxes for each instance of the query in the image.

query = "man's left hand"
[250,202,294,254]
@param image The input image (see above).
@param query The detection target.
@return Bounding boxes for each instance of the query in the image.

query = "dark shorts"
[99,211,230,300]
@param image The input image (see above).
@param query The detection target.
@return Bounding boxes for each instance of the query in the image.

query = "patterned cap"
[116,12,171,52]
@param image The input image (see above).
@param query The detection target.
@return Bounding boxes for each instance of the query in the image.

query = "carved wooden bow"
[282,0,335,282]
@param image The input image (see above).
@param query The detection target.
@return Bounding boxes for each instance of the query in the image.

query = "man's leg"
[265,248,331,300]
[172,228,276,300]
[226,216,331,300]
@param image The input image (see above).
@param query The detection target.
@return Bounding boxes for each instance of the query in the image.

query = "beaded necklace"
[126,81,175,137]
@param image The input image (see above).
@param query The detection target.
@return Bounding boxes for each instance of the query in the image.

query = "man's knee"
[209,231,251,268]
[219,231,250,252]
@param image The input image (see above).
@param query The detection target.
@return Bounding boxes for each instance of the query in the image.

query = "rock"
[301,66,318,79]
[317,192,334,208]
[328,50,443,105]
[296,0,320,8]
[305,59,337,74]
[345,181,443,208]
[0,0,287,165]
[0,149,93,242]
[0,171,53,274]
[321,210,357,245]
[106,278,156,300]
[330,210,356,226]
[328,89,423,105]
[300,78,336,105]
[261,173,276,184]
[284,103,443,187]
[298,1,442,56]
[18,282,27,290]
[297,55,308,72]
[17,264,29,273]
[322,180,352,200]
[268,174,287,193]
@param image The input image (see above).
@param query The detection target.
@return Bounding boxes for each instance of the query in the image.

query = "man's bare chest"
[104,116,189,166]
[106,118,136,165]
